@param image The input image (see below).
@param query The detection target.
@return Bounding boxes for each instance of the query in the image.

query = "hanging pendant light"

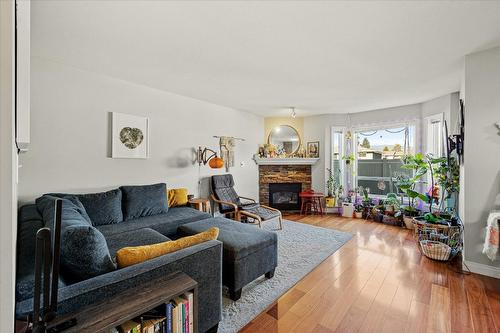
[291,107,297,118]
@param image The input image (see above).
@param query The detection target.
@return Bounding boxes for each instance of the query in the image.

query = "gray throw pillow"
[47,190,123,226]
[60,225,116,282]
[36,195,92,228]
[76,189,123,226]
[120,183,168,220]
[35,195,116,282]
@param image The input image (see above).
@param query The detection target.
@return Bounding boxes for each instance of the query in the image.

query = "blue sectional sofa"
[16,184,222,333]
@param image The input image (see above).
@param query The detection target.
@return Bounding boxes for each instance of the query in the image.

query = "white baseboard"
[463,260,500,279]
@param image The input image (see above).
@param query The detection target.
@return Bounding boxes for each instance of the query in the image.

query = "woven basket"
[419,240,452,261]
[413,217,463,261]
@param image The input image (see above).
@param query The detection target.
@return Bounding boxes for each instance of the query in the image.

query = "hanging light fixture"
[291,107,297,118]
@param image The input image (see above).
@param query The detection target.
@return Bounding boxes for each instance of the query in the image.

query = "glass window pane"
[356,125,415,195]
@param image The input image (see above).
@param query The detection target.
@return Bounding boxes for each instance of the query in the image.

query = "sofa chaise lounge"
[16,184,222,333]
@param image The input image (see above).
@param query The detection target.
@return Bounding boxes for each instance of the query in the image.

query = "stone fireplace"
[259,165,312,211]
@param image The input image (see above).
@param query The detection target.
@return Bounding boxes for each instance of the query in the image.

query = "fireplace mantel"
[254,157,319,166]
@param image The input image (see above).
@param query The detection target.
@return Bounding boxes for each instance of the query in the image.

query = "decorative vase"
[325,197,335,208]
[354,211,363,219]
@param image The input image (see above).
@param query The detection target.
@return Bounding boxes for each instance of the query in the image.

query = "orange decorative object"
[209,157,224,169]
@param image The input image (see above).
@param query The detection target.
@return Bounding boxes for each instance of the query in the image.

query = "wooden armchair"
[211,174,283,230]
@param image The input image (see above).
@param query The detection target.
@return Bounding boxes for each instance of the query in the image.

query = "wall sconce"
[197,146,224,169]
[495,122,500,135]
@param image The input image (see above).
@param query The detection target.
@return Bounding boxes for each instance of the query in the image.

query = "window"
[330,128,344,189]
[425,113,444,157]
[354,124,416,196]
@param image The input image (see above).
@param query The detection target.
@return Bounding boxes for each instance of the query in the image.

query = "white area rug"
[219,219,353,333]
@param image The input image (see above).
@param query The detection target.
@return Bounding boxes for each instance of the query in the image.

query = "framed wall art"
[111,112,149,159]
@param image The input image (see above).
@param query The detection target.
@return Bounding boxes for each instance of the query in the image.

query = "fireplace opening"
[269,183,302,211]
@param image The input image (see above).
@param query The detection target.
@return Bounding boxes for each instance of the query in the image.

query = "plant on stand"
[435,157,460,219]
[326,168,341,207]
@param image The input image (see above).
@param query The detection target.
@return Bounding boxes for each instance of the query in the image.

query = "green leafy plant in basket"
[384,193,400,214]
[403,154,451,225]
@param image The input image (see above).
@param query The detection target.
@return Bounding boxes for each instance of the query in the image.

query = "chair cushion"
[120,183,168,220]
[105,228,170,257]
[36,195,116,283]
[178,217,277,261]
[116,227,219,268]
[241,206,281,221]
[49,189,123,226]
[97,207,212,238]
[211,174,241,213]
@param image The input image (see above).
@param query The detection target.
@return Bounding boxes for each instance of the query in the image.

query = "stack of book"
[114,291,194,333]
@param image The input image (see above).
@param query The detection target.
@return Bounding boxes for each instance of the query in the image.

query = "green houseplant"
[326,168,341,207]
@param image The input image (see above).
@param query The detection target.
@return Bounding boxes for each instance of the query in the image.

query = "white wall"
[0,0,17,330]
[463,46,500,274]
[19,58,263,204]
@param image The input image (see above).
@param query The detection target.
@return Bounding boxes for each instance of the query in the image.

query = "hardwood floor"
[239,214,500,333]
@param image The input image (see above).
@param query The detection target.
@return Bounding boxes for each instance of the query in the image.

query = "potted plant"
[384,193,400,214]
[396,154,435,228]
[354,204,364,218]
[326,168,341,208]
[372,203,385,222]
[342,154,355,165]
[394,172,419,229]
[435,157,460,215]
[406,153,455,226]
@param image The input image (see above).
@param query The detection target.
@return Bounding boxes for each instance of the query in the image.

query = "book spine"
[187,293,193,333]
[181,303,185,333]
[166,303,173,333]
[184,299,189,333]
[172,304,178,333]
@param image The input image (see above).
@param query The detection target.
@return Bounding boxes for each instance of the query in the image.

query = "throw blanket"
[483,211,500,261]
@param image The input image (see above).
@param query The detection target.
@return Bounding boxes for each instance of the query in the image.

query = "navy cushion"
[105,228,170,257]
[48,189,123,226]
[120,183,168,220]
[36,195,92,229]
[76,189,123,226]
[61,225,116,282]
[35,195,116,283]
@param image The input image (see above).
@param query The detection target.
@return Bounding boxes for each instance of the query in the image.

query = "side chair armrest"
[238,196,256,203]
[260,204,281,213]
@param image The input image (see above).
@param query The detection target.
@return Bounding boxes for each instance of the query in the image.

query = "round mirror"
[268,125,301,156]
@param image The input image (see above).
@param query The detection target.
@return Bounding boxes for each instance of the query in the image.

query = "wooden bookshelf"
[46,271,198,333]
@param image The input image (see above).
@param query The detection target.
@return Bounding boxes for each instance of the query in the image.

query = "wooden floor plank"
[239,215,499,333]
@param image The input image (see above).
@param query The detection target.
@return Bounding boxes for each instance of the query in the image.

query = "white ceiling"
[32,1,500,117]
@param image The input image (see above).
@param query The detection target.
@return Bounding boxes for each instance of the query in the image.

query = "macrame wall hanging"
[214,135,245,171]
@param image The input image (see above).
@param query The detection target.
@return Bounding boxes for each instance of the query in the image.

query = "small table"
[189,198,212,214]
[299,191,325,215]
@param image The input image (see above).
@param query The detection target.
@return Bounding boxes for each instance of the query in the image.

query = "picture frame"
[307,141,320,158]
[111,112,149,159]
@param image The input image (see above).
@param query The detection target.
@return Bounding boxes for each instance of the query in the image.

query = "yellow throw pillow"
[116,227,219,268]
[168,188,188,207]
